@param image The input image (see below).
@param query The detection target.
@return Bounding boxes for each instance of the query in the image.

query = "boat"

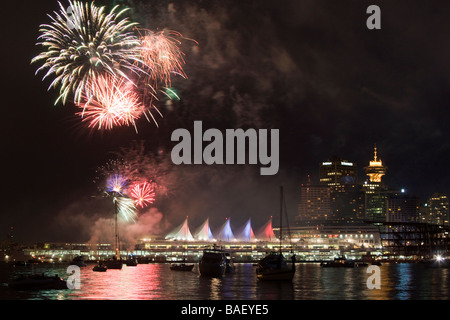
[103,194,123,270]
[256,251,296,281]
[225,253,235,274]
[137,257,151,264]
[93,262,107,272]
[104,256,123,270]
[199,246,228,277]
[125,254,138,266]
[256,187,296,281]
[422,255,450,268]
[70,255,87,267]
[320,256,355,268]
[170,261,195,272]
[8,274,67,290]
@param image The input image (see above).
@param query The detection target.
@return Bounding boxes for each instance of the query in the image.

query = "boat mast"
[114,195,120,260]
[280,186,283,252]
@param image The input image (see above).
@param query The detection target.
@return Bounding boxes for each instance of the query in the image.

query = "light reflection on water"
[0,262,449,300]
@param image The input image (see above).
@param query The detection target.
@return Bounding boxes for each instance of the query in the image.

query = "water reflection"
[395,264,412,300]
[0,262,449,300]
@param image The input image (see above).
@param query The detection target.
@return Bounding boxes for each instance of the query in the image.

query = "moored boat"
[320,256,355,268]
[104,256,123,270]
[422,255,450,268]
[70,255,87,267]
[125,255,138,266]
[93,262,107,272]
[256,187,296,281]
[170,263,195,271]
[199,246,227,277]
[8,274,67,290]
[256,251,296,281]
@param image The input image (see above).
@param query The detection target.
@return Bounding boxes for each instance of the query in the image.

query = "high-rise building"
[427,193,449,226]
[319,156,357,188]
[364,146,388,221]
[331,183,366,222]
[319,156,363,222]
[296,176,332,225]
[386,193,420,223]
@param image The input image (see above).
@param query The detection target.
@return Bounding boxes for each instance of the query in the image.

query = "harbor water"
[0,262,448,300]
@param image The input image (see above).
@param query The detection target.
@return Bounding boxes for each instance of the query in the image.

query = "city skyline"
[2,0,450,245]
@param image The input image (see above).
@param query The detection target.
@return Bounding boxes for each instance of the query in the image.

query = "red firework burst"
[76,74,145,131]
[130,181,156,208]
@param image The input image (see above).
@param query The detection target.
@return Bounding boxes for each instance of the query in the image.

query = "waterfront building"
[12,222,383,264]
[165,217,195,241]
[193,218,215,241]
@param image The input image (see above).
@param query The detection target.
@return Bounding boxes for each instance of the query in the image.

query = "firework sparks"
[32,0,143,105]
[130,181,156,208]
[32,1,193,132]
[114,196,137,222]
[106,173,129,194]
[138,29,187,88]
[76,74,146,131]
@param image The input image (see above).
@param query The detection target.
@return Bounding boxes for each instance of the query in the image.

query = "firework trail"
[32,1,143,105]
[114,196,137,222]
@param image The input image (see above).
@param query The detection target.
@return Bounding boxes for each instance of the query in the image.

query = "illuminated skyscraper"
[296,175,332,225]
[319,157,364,222]
[364,146,388,221]
[386,193,420,223]
[427,193,449,226]
[319,156,357,188]
[364,146,386,184]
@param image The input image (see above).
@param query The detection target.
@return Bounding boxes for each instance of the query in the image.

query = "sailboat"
[256,186,296,281]
[104,196,123,270]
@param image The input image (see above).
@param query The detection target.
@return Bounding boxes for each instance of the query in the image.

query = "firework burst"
[32,0,143,105]
[32,1,193,132]
[130,181,156,208]
[76,74,147,131]
[137,29,187,88]
[106,173,129,194]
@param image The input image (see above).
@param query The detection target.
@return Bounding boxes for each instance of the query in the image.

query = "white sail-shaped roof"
[256,217,276,241]
[215,218,235,241]
[193,218,215,241]
[165,217,194,241]
[236,218,256,242]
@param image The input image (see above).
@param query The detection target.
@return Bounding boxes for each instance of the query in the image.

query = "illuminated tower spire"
[365,145,387,183]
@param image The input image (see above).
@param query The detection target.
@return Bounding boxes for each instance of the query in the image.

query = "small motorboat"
[70,255,87,267]
[125,255,138,266]
[104,256,123,270]
[93,262,107,272]
[320,256,355,268]
[170,263,195,271]
[422,255,450,268]
[8,274,67,290]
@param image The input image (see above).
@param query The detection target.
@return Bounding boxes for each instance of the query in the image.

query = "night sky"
[2,0,450,244]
